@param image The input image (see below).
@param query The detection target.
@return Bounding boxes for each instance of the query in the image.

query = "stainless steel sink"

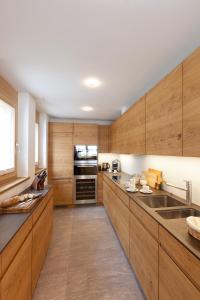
[138,195,185,208]
[156,208,200,219]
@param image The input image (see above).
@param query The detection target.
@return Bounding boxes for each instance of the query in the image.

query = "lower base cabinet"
[32,197,53,293]
[1,234,32,300]
[0,189,53,300]
[50,178,73,205]
[159,247,200,300]
[130,212,158,300]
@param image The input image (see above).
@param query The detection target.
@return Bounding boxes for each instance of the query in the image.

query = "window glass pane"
[35,123,39,164]
[0,99,15,173]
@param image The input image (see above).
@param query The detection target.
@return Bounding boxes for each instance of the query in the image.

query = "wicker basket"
[186,216,200,241]
[188,226,200,240]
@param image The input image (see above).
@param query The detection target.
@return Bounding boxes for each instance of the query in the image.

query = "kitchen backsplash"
[100,153,200,206]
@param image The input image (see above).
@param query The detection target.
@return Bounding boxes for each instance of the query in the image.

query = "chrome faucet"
[165,180,192,205]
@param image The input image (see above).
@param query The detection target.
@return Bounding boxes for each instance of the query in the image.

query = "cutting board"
[144,168,163,189]
[0,198,39,214]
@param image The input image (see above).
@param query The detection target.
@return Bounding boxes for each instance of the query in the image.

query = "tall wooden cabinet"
[48,123,73,205]
[146,65,183,156]
[183,48,200,156]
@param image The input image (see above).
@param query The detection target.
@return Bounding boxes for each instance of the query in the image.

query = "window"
[35,123,39,165]
[0,99,15,175]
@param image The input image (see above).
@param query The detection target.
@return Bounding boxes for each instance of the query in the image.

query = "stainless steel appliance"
[112,159,121,172]
[74,145,98,204]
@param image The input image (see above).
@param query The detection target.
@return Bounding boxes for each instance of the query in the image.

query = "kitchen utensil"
[126,187,139,193]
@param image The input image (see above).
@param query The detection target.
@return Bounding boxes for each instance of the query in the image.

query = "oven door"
[74,175,97,204]
[74,164,97,176]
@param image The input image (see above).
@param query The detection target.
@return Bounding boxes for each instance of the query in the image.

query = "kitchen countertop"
[0,186,51,254]
[104,172,200,260]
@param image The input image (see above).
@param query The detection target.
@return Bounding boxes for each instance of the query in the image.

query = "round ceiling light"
[83,77,101,88]
[81,106,94,112]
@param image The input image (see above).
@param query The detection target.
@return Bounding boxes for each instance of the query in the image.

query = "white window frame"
[35,123,39,166]
[0,99,15,175]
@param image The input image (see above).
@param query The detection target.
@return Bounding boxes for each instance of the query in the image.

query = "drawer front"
[159,226,200,289]
[1,233,32,300]
[159,246,200,300]
[32,189,52,225]
[130,200,158,240]
[1,216,32,275]
[103,175,129,208]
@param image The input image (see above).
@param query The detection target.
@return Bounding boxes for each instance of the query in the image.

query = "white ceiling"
[0,0,200,121]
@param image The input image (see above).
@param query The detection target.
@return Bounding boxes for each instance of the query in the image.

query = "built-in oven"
[74,145,98,204]
[74,145,98,162]
[74,175,97,204]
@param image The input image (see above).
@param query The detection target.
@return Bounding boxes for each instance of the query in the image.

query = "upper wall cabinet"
[183,48,200,157]
[146,65,183,156]
[120,96,146,154]
[110,97,146,154]
[73,124,98,145]
[98,125,110,153]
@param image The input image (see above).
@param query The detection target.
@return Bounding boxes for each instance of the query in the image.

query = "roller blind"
[0,99,15,174]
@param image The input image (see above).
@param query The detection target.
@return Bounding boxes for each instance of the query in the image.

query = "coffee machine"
[112,159,121,172]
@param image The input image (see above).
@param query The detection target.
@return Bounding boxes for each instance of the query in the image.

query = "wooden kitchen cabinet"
[1,234,32,300]
[130,210,159,300]
[48,122,73,205]
[97,173,103,203]
[146,65,182,156]
[183,48,200,156]
[32,197,53,293]
[48,126,73,178]
[110,118,121,153]
[50,178,73,206]
[103,176,129,256]
[73,123,98,145]
[98,125,110,153]
[119,96,146,154]
[159,246,200,300]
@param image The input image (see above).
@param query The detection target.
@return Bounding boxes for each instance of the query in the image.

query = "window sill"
[0,177,30,195]
[35,168,47,175]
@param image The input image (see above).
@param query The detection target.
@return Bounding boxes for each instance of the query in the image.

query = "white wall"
[118,154,200,206]
[98,153,119,169]
[39,113,48,169]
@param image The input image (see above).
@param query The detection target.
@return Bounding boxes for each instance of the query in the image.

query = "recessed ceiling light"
[81,106,94,112]
[83,77,101,88]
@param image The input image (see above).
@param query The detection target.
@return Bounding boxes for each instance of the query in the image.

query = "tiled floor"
[33,206,146,300]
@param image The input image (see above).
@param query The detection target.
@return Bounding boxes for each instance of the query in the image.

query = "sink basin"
[156,208,200,219]
[138,195,185,208]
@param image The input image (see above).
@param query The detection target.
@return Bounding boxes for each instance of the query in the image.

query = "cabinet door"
[115,196,130,257]
[97,173,103,203]
[120,96,146,154]
[159,247,200,300]
[110,119,121,153]
[183,48,200,156]
[32,198,53,293]
[50,178,73,205]
[98,125,110,153]
[130,213,158,300]
[146,65,182,156]
[1,234,32,300]
[48,131,73,178]
[73,124,98,145]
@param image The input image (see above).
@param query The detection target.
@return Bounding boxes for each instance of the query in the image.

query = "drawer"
[130,200,158,240]
[1,216,32,275]
[32,189,52,225]
[159,226,200,290]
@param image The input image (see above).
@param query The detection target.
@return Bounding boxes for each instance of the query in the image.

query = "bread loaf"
[0,196,20,208]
